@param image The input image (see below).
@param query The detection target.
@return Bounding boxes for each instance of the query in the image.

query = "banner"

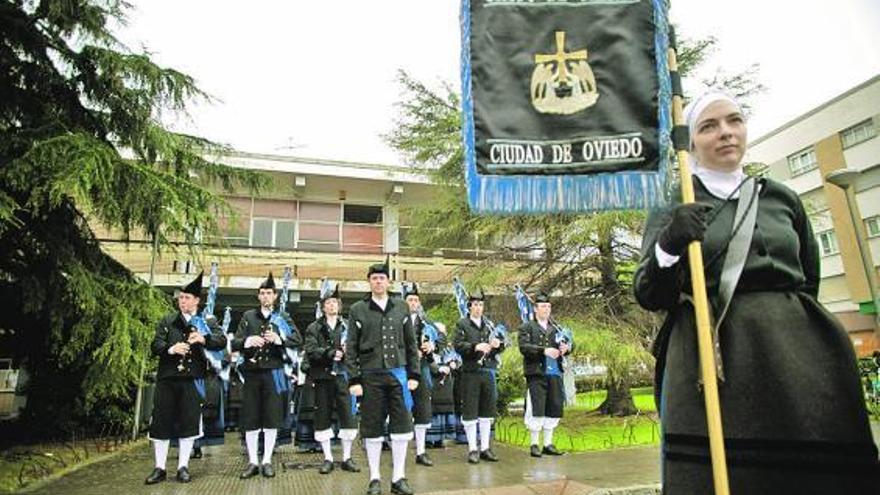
[461,0,672,213]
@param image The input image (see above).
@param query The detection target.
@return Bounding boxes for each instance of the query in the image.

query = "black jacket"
[232,308,299,371]
[453,316,506,372]
[344,296,420,386]
[152,312,226,380]
[304,316,347,381]
[518,320,573,377]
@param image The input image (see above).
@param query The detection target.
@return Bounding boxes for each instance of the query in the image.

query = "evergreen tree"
[0,0,265,434]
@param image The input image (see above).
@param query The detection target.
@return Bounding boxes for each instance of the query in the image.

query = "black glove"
[657,203,713,255]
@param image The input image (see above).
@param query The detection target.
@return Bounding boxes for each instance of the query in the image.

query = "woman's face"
[691,100,747,173]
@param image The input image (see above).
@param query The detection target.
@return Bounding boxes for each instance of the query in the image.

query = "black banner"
[468,0,660,175]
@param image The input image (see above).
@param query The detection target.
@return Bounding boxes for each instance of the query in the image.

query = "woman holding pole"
[634,91,878,493]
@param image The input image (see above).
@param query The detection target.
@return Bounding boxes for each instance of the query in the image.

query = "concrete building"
[746,75,880,356]
[96,151,531,328]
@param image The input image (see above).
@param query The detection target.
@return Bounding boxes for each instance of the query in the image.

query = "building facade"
[97,151,529,328]
[746,75,880,356]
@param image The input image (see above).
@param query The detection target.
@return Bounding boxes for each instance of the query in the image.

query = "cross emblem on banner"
[534,31,588,84]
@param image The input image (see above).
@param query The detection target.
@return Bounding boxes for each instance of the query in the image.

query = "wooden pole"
[667,46,731,495]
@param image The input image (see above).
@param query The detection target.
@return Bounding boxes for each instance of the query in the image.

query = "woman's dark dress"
[635,177,879,494]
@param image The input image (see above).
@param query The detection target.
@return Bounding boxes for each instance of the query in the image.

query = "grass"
[0,438,140,494]
[496,387,660,453]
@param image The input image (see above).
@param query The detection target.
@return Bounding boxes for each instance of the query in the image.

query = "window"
[866,216,880,238]
[787,147,817,176]
[840,119,875,149]
[251,218,296,248]
[342,204,383,253]
[817,230,839,256]
[298,201,340,252]
[343,204,382,224]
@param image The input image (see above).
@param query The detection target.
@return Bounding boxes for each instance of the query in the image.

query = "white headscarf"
[683,91,746,199]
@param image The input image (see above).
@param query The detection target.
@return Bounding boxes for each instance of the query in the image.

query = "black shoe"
[239,463,260,479]
[176,467,191,483]
[144,467,166,485]
[391,478,414,495]
[191,447,203,459]
[542,444,563,456]
[367,479,382,495]
[530,445,542,458]
[467,450,480,464]
[341,458,361,472]
[319,460,334,474]
[479,449,499,462]
[261,463,275,478]
[415,453,434,466]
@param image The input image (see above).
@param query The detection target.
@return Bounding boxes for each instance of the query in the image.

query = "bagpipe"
[182,262,225,376]
[453,277,508,366]
[437,347,463,386]
[315,278,347,377]
[274,266,300,380]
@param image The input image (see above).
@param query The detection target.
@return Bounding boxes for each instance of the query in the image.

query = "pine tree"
[0,0,265,434]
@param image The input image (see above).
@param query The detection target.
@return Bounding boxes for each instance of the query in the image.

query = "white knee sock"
[153,439,169,469]
[365,438,383,481]
[391,439,408,483]
[245,429,260,465]
[530,429,541,446]
[320,439,333,461]
[478,418,493,451]
[414,424,429,455]
[543,427,555,447]
[339,429,358,461]
[463,420,478,451]
[262,428,277,464]
[177,438,194,469]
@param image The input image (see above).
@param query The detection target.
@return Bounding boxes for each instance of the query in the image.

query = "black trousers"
[312,376,358,431]
[461,370,497,421]
[240,369,286,431]
[527,375,564,418]
[360,371,413,438]
[150,378,202,440]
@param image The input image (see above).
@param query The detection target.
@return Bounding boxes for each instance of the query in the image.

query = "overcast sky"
[117,0,880,165]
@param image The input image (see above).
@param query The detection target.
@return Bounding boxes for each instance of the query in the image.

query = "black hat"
[467,287,485,305]
[403,282,419,298]
[367,255,390,277]
[534,291,551,304]
[181,271,203,297]
[321,284,341,302]
[259,271,276,291]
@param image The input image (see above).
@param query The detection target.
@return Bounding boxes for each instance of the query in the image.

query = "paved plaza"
[26,434,661,495]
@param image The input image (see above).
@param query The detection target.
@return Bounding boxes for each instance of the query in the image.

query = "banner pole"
[667,43,731,495]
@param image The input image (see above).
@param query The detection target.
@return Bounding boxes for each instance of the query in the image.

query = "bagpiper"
[232,272,299,479]
[304,283,360,474]
[145,272,226,485]
[452,288,506,464]
[517,292,571,457]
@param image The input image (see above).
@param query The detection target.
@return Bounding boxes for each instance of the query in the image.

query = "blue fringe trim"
[460,0,673,214]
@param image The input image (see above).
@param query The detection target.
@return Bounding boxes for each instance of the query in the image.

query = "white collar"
[694,166,745,199]
[371,296,388,310]
[469,316,482,327]
[260,307,272,318]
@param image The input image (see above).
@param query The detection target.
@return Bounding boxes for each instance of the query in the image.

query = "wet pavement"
[25,434,661,495]
[25,423,880,494]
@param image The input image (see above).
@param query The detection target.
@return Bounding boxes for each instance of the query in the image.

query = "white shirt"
[371,296,388,311]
